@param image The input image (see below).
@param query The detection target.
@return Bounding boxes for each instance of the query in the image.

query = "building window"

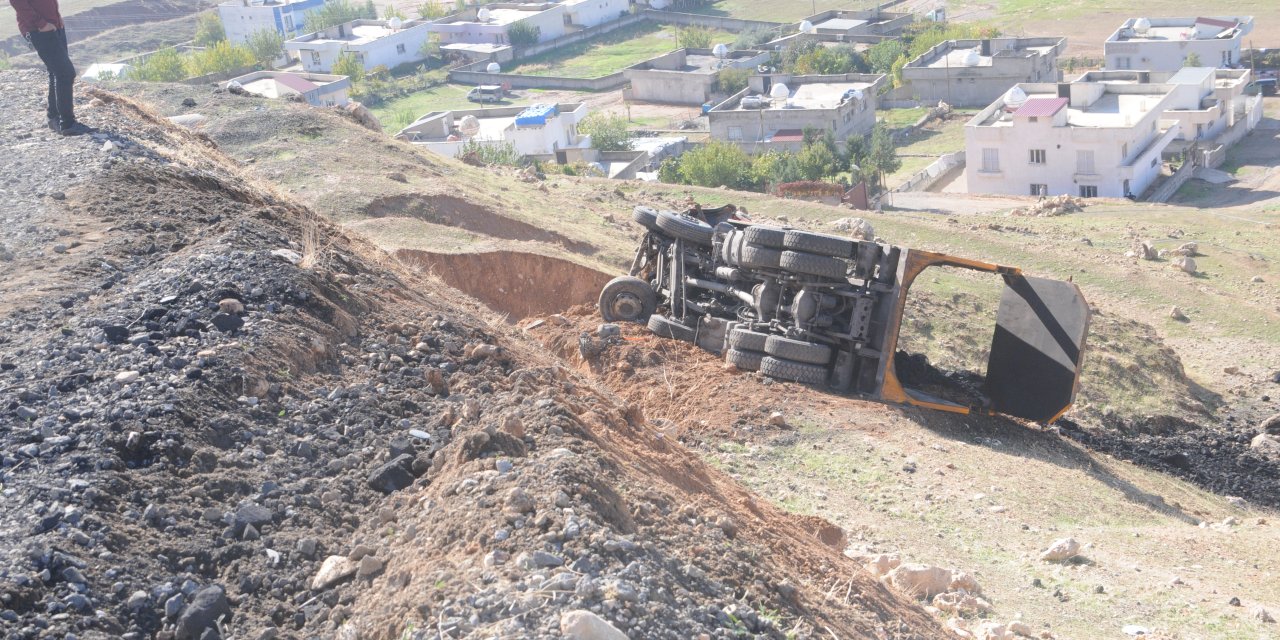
[1116,56,1130,70]
[1123,179,1131,196]
[981,148,999,172]
[727,126,743,141]
[1079,185,1098,198]
[1121,143,1128,160]
[284,15,294,32]
[310,51,320,66]
[1029,149,1046,164]
[1030,184,1048,196]
[396,43,406,54]
[1076,150,1095,174]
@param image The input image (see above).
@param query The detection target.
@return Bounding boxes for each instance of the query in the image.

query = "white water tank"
[388,16,402,30]
[486,62,501,73]
[770,83,790,100]
[477,7,491,21]
[960,49,981,66]
[713,43,728,59]
[1003,86,1028,107]
[459,115,481,137]
[1133,17,1151,34]
[799,20,814,34]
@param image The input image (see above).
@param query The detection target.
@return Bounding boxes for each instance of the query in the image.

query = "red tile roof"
[1195,17,1237,29]
[1014,97,1067,118]
[273,73,320,94]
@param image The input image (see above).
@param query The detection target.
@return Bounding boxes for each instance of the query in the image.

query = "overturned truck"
[599,205,1090,423]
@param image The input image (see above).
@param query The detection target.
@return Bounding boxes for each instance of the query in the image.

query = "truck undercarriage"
[599,205,1091,423]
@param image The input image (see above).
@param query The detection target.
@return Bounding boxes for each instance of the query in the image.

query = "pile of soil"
[0,70,941,639]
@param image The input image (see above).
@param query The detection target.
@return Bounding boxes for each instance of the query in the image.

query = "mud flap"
[984,276,1090,423]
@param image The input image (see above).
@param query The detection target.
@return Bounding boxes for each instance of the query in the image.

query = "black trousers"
[29,28,76,129]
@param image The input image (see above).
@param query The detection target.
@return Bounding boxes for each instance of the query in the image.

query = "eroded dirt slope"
[0,70,942,639]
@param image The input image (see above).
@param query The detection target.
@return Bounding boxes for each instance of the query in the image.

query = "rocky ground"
[0,69,945,639]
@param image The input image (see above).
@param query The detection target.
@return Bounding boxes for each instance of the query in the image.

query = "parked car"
[466,85,505,103]
[1247,78,1277,96]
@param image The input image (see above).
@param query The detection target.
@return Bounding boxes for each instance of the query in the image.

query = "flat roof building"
[623,48,770,106]
[285,19,435,73]
[226,70,352,106]
[395,102,591,160]
[899,37,1065,107]
[1104,16,1253,71]
[708,73,888,151]
[426,3,568,46]
[218,0,325,46]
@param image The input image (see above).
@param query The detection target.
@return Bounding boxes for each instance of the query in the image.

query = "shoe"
[58,122,92,136]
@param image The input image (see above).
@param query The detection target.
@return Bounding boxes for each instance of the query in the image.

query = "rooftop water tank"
[1003,86,1028,107]
[1133,17,1151,34]
[960,49,981,66]
[477,7,491,21]
[798,20,814,34]
[388,16,402,30]
[769,83,790,99]
[712,43,728,59]
[486,62,501,73]
[458,115,481,137]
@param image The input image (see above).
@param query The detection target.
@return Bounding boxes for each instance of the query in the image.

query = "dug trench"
[0,72,945,639]
[363,193,598,256]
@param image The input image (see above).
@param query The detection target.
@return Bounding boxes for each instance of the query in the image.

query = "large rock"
[1260,413,1280,436]
[311,556,358,590]
[1172,256,1197,274]
[174,585,231,640]
[884,564,954,599]
[1040,537,1081,562]
[560,610,627,640]
[863,553,901,577]
[367,454,415,493]
[1252,433,1280,457]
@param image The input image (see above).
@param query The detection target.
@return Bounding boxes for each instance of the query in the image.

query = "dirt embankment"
[0,70,942,640]
[365,194,598,255]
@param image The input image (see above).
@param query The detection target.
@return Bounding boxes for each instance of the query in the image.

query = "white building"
[395,103,592,160]
[226,70,352,106]
[561,0,629,28]
[426,3,567,46]
[898,37,1065,107]
[708,73,887,152]
[965,82,1182,199]
[285,18,434,73]
[1079,67,1256,145]
[1104,16,1253,72]
[217,0,326,46]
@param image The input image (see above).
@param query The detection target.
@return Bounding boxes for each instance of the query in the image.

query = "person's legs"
[29,29,78,130]
[29,30,62,127]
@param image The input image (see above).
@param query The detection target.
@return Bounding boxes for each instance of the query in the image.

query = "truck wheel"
[725,348,764,371]
[783,230,855,258]
[743,225,786,248]
[647,314,697,343]
[779,251,848,280]
[764,335,832,365]
[632,206,662,232]
[728,327,770,352]
[739,245,782,269]
[760,356,828,385]
[599,276,656,324]
[656,210,714,246]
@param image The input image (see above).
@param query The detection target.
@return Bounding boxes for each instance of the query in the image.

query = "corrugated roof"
[1014,97,1068,118]
[273,73,320,94]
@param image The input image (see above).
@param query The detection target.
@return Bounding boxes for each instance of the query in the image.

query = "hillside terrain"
[2,67,1279,639]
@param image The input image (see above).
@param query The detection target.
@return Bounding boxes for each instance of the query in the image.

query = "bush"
[508,22,541,48]
[193,12,224,47]
[578,113,632,151]
[773,181,846,199]
[673,139,749,188]
[715,67,749,95]
[332,52,366,86]
[246,29,285,66]
[459,139,524,167]
[186,40,255,76]
[676,26,712,49]
[790,44,866,75]
[866,39,905,74]
[731,27,773,50]
[129,47,189,82]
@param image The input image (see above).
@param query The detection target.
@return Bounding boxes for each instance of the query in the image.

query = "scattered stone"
[357,556,384,579]
[1040,537,1081,562]
[863,553,901,577]
[505,487,536,514]
[1229,596,1242,606]
[1253,275,1265,283]
[174,585,231,640]
[597,323,621,339]
[768,412,786,426]
[884,564,955,599]
[1169,306,1188,321]
[501,413,525,439]
[560,610,627,640]
[270,248,303,265]
[1172,256,1197,274]
[218,298,244,314]
[311,556,358,590]
[1252,605,1276,623]
[1252,433,1280,457]
[367,456,415,493]
[211,313,245,333]
[114,370,140,384]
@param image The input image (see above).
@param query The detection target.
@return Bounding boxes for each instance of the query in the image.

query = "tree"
[750,150,800,191]
[247,29,285,66]
[129,47,188,82]
[791,44,866,75]
[579,113,632,151]
[418,1,450,19]
[418,32,442,59]
[332,51,366,86]
[715,67,749,95]
[866,39,905,74]
[731,27,773,50]
[795,141,840,180]
[193,12,225,47]
[866,124,900,192]
[1184,52,1202,67]
[186,40,255,76]
[675,140,750,188]
[507,22,541,47]
[676,26,712,49]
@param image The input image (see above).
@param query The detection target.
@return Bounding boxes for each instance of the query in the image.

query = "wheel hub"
[610,292,643,320]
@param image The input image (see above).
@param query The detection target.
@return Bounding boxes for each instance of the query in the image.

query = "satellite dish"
[799,20,814,34]
[459,115,481,137]
[769,83,790,99]
[1003,86,1027,107]
[477,7,491,21]
[1134,17,1151,34]
[388,16,402,29]
[960,49,981,66]
[713,43,728,59]
[486,62,501,73]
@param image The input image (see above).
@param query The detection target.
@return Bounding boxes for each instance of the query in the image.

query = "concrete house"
[1104,16,1253,71]
[1079,67,1258,146]
[285,18,434,73]
[801,9,914,38]
[426,3,567,46]
[708,73,888,152]
[395,103,591,160]
[965,82,1182,199]
[898,37,1065,107]
[226,70,352,106]
[218,0,325,46]
[624,48,770,106]
[562,0,629,28]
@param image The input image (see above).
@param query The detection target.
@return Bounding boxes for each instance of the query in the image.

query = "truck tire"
[632,206,662,232]
[743,225,786,248]
[760,356,828,385]
[599,276,656,324]
[728,327,770,352]
[739,245,782,269]
[656,210,714,246]
[725,348,764,371]
[783,230,855,258]
[648,314,697,342]
[764,335,832,364]
[779,251,848,280]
